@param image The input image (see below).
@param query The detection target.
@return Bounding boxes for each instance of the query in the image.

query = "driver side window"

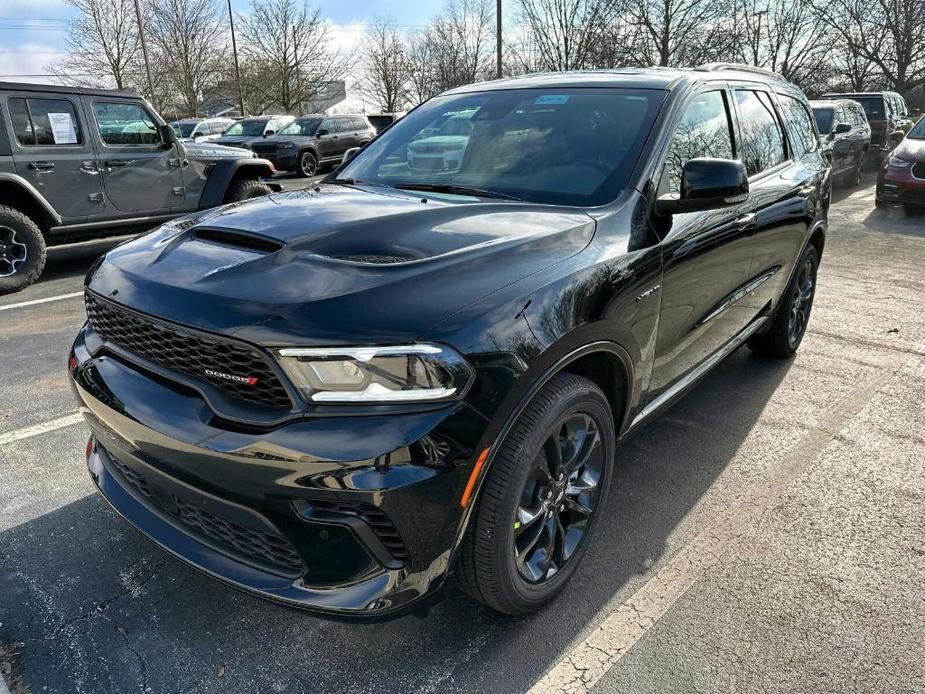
[663,91,735,194]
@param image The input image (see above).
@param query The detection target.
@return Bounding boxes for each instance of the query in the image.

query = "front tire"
[456,373,615,615]
[298,150,318,177]
[747,245,819,358]
[0,206,46,296]
[223,178,272,203]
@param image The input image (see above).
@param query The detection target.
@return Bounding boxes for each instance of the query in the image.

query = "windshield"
[338,88,664,206]
[909,118,925,139]
[280,118,321,136]
[171,122,196,137]
[812,108,834,134]
[223,119,266,136]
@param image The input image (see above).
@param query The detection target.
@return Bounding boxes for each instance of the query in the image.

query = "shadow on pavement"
[41,236,137,285]
[0,348,792,694]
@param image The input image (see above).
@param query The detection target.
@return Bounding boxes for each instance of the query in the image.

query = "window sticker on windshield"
[535,95,569,105]
[48,112,78,144]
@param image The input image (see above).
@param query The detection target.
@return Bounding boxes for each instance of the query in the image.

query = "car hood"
[255,135,314,147]
[181,141,254,160]
[87,184,596,345]
[894,137,925,162]
[213,135,262,147]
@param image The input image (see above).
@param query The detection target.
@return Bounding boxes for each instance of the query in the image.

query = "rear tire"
[224,178,272,203]
[456,373,615,615]
[747,245,819,359]
[0,205,46,296]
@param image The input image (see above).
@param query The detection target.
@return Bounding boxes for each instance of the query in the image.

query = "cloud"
[0,41,66,84]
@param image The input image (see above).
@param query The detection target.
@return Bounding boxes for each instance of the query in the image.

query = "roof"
[0,80,140,99]
[444,65,801,96]
[822,92,888,98]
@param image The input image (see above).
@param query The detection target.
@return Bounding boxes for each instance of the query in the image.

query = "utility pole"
[496,0,502,79]
[227,0,245,116]
[133,0,156,108]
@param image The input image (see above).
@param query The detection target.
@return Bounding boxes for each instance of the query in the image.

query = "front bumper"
[70,325,489,618]
[877,164,925,205]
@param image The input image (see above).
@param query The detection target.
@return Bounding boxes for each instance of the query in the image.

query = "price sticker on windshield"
[535,95,570,105]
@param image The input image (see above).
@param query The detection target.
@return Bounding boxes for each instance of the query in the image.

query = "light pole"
[227,0,245,116]
[133,0,156,107]
[496,0,502,79]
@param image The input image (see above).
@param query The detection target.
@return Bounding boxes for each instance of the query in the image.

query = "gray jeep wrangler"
[0,82,279,294]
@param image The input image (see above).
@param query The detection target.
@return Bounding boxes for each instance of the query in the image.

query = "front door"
[647,87,758,402]
[7,92,105,221]
[316,117,342,161]
[87,98,184,214]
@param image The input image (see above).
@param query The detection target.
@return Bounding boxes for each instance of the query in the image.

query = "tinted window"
[95,102,160,145]
[852,105,866,125]
[735,90,786,176]
[225,119,266,136]
[777,95,816,156]
[9,97,81,146]
[339,87,664,207]
[664,91,734,194]
[853,97,885,120]
[908,118,925,139]
[812,107,834,134]
[280,117,321,136]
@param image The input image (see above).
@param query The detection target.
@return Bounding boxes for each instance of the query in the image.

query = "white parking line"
[0,413,84,447]
[0,292,83,312]
[529,359,901,694]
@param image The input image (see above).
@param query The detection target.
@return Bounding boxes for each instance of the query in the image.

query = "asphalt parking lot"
[1,175,923,694]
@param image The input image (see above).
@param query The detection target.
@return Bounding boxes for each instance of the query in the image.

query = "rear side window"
[9,97,81,146]
[777,95,816,156]
[94,102,160,146]
[734,90,786,176]
[664,90,735,194]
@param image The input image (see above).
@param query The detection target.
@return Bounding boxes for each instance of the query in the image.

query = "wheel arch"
[198,159,274,210]
[0,175,61,235]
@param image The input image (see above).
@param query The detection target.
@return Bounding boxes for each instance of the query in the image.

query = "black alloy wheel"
[514,412,604,583]
[456,373,616,615]
[788,255,815,349]
[0,225,27,279]
[299,151,318,177]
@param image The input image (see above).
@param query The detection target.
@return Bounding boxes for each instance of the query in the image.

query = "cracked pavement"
[1,176,924,693]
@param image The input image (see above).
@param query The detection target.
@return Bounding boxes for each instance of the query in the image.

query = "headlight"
[280,142,297,149]
[276,344,473,404]
[887,156,912,168]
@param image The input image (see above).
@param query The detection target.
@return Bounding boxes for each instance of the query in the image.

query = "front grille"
[109,455,305,576]
[250,144,277,156]
[85,293,292,409]
[912,163,925,180]
[311,499,409,563]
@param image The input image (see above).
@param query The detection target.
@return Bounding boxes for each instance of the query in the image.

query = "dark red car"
[876,116,925,211]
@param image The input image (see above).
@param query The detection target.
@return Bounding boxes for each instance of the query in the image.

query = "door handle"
[734,213,756,229]
[104,160,128,168]
[29,161,55,171]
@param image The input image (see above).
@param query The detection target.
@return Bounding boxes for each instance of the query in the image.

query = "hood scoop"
[193,227,284,254]
[328,253,417,264]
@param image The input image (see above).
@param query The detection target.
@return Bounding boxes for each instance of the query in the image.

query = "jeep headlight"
[276,344,472,403]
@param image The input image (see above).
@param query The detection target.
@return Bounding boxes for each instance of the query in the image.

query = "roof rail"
[695,63,787,81]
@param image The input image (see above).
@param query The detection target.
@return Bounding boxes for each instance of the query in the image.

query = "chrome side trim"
[629,315,769,429]
[696,267,780,327]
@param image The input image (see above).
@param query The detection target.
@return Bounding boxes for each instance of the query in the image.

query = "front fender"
[199,159,275,209]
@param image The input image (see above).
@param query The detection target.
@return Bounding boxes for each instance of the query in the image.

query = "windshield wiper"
[330,178,395,190]
[393,183,523,201]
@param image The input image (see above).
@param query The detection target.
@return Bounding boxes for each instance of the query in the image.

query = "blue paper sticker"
[535,95,570,105]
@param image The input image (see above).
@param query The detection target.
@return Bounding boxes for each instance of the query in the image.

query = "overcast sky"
[0,0,445,84]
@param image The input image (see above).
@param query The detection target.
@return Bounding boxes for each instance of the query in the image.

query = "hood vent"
[194,228,284,254]
[329,253,417,264]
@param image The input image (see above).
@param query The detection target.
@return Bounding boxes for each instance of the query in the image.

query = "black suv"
[70,65,829,618]
[821,91,907,150]
[250,114,376,176]
[810,99,871,184]
[0,82,277,294]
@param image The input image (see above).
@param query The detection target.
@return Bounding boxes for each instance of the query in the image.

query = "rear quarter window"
[777,94,817,156]
[9,97,82,146]
[734,90,786,175]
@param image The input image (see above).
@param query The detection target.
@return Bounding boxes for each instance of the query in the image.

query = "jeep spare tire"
[0,206,46,296]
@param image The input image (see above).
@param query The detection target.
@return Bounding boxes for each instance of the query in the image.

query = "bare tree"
[147,0,226,115]
[48,0,143,91]
[357,17,411,112]
[629,0,736,67]
[513,0,620,72]
[406,32,438,105]
[238,0,349,114]
[430,0,495,91]
[809,0,925,93]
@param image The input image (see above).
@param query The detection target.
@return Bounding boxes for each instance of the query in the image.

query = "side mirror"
[834,123,851,134]
[341,146,361,165]
[656,158,749,216]
[316,128,329,137]
[158,124,177,147]
[889,130,905,145]
[264,130,275,137]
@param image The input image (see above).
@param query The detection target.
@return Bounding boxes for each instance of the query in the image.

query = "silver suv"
[0,82,279,294]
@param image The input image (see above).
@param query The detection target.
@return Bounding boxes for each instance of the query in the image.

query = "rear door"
[830,105,852,175]
[6,92,105,221]
[315,117,339,160]
[88,98,184,214]
[648,86,758,399]
[735,88,822,316]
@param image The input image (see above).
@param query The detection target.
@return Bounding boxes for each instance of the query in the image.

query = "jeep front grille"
[85,292,292,409]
